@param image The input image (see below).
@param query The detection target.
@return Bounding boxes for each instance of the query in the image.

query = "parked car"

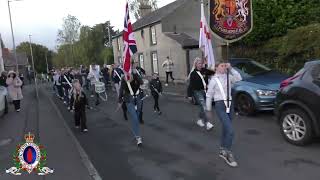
[230,58,288,115]
[275,60,320,146]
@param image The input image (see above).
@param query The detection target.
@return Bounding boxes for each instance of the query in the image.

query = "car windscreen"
[233,61,271,78]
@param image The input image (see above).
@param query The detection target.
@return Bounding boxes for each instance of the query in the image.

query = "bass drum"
[95,82,105,94]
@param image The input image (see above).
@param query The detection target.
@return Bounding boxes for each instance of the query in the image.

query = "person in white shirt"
[206,62,242,167]
[87,64,101,105]
[162,56,175,86]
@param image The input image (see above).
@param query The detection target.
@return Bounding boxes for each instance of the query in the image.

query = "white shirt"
[206,68,242,111]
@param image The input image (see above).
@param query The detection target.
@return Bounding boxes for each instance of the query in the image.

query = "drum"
[95,82,105,94]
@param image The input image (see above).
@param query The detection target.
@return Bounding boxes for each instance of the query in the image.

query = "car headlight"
[256,89,278,97]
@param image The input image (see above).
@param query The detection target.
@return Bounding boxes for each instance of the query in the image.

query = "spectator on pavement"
[6,71,23,112]
[0,71,8,114]
[206,62,242,167]
[162,56,175,86]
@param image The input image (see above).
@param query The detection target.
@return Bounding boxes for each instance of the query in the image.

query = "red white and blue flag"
[199,0,215,69]
[123,1,137,78]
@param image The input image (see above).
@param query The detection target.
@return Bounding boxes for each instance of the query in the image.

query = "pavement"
[1,83,320,180]
[0,85,94,180]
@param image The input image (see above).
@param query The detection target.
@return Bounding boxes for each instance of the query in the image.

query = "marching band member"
[70,79,88,132]
[206,62,242,167]
[112,63,124,97]
[87,64,101,106]
[189,57,215,131]
[118,70,144,146]
[149,73,163,115]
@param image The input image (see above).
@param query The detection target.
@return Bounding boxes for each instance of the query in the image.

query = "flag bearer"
[118,71,144,146]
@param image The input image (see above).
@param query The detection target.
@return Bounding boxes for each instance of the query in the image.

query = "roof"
[113,0,187,39]
[2,51,29,67]
[165,33,199,49]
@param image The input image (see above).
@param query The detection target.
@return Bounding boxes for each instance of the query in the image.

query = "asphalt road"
[48,85,320,180]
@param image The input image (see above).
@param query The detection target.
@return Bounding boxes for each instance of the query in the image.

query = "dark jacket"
[62,72,74,88]
[118,73,143,103]
[136,67,146,77]
[149,78,162,96]
[0,75,7,87]
[112,68,124,84]
[70,90,88,111]
[189,68,215,92]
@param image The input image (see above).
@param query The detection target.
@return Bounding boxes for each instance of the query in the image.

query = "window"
[139,54,144,69]
[151,52,158,73]
[118,57,122,64]
[117,38,121,52]
[150,26,157,45]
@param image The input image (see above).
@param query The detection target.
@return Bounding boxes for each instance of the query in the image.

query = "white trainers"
[206,122,214,131]
[196,119,205,127]
[165,83,168,86]
[83,129,88,132]
[136,137,142,146]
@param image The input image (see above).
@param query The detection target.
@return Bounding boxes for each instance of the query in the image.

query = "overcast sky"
[0,0,175,50]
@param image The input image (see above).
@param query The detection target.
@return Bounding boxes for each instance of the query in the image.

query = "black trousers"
[57,85,64,98]
[74,109,87,130]
[12,100,21,110]
[4,96,8,114]
[152,94,160,111]
[166,72,174,83]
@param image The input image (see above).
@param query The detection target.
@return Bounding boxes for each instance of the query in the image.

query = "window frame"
[138,53,145,69]
[151,51,159,74]
[150,26,157,45]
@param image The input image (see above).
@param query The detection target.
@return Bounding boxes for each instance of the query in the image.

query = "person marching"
[70,79,88,132]
[189,57,215,131]
[206,62,242,167]
[118,70,144,146]
[112,64,124,97]
[149,73,162,115]
[162,56,175,86]
[87,64,101,106]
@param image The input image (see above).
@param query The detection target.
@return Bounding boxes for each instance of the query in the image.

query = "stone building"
[112,0,223,81]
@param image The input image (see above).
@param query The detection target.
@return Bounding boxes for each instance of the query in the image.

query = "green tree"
[57,14,81,65]
[129,0,158,20]
[16,42,53,73]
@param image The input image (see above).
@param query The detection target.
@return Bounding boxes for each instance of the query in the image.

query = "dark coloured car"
[275,60,320,146]
[230,58,288,115]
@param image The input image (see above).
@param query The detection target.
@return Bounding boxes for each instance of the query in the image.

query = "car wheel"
[236,93,255,116]
[280,108,313,146]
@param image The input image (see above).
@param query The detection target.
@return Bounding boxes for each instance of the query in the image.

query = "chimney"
[139,3,152,18]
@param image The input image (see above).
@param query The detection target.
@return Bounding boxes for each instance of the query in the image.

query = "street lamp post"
[29,35,38,98]
[7,0,22,72]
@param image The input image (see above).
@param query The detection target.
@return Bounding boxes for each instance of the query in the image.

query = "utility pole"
[7,0,20,72]
[45,51,49,74]
[29,35,38,98]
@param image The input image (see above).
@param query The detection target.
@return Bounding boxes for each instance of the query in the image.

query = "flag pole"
[226,41,230,110]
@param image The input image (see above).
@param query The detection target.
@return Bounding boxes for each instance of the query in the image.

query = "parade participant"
[62,68,74,107]
[6,71,23,112]
[149,73,162,115]
[70,79,88,132]
[53,70,61,98]
[101,64,110,88]
[133,61,146,123]
[189,57,215,131]
[162,56,175,86]
[87,64,101,105]
[206,62,242,167]
[112,64,124,97]
[118,70,144,146]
